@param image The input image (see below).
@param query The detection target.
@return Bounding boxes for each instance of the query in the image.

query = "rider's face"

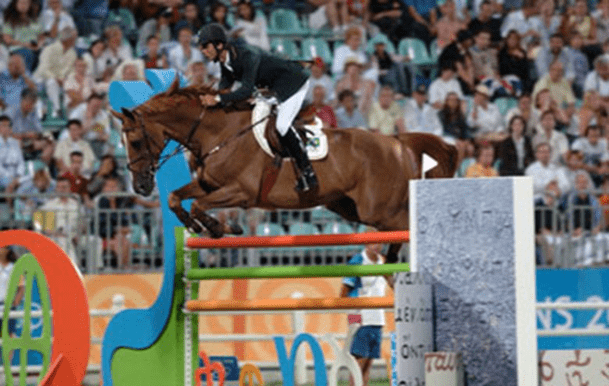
[201,43,218,61]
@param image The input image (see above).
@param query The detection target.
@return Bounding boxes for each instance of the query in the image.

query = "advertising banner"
[537,268,609,350]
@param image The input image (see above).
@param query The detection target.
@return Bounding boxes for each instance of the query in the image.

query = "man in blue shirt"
[4,88,43,141]
[402,0,438,46]
[0,53,37,110]
[535,34,575,83]
[335,90,367,129]
[566,32,589,99]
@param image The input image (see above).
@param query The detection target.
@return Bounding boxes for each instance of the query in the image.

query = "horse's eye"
[131,140,143,150]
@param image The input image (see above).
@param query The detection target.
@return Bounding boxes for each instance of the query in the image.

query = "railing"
[0,191,163,274]
[535,191,609,267]
[3,190,609,271]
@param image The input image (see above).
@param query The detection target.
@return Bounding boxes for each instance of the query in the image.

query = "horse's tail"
[397,133,459,179]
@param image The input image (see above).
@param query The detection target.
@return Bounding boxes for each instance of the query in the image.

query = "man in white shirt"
[33,26,77,118]
[584,54,609,102]
[169,26,204,75]
[39,177,81,263]
[466,84,504,137]
[340,243,394,386]
[305,58,335,104]
[99,25,133,77]
[68,93,111,158]
[571,124,609,185]
[532,110,569,164]
[500,5,539,38]
[525,142,571,197]
[428,66,464,109]
[403,83,443,136]
[0,115,29,193]
[53,119,96,176]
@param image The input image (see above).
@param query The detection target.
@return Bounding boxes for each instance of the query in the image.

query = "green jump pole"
[186,263,410,280]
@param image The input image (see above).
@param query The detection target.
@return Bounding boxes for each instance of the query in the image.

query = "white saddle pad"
[251,99,328,161]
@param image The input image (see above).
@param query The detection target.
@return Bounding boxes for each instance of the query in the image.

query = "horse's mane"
[142,85,253,115]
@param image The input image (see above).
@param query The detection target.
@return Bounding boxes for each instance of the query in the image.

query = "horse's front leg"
[168,181,207,234]
[190,184,250,239]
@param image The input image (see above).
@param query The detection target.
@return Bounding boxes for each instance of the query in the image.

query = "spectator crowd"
[2,0,609,269]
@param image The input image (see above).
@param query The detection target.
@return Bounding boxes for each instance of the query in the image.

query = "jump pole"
[181,231,411,386]
[185,231,409,249]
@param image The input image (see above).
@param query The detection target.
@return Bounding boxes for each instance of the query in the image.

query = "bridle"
[122,102,272,173]
[121,109,174,177]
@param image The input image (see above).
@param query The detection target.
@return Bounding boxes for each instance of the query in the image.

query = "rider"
[197,23,318,192]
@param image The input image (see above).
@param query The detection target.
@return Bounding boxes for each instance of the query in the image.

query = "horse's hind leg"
[386,243,402,264]
[168,181,207,234]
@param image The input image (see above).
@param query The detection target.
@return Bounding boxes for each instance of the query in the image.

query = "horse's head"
[111,106,166,196]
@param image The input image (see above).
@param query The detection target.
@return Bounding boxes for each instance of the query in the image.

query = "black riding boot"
[279,129,319,192]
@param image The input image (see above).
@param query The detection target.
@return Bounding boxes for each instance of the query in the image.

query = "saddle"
[251,98,328,161]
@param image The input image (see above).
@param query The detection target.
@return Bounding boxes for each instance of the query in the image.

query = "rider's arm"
[219,49,261,105]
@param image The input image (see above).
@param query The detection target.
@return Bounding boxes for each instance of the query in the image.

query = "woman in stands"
[575,90,607,136]
[2,0,44,71]
[334,58,376,117]
[438,91,474,163]
[208,1,232,30]
[232,0,270,51]
[499,30,532,93]
[497,115,535,176]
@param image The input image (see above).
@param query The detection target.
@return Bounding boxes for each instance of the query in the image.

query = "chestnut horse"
[111,79,458,261]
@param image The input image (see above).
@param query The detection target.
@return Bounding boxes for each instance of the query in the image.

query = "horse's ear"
[110,109,124,121]
[121,107,136,122]
[165,74,181,96]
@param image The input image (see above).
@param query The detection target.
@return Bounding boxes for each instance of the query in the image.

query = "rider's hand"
[200,94,219,106]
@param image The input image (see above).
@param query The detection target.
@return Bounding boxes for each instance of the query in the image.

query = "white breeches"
[275,80,310,136]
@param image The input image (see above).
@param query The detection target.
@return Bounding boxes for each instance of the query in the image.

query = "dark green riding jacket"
[217,40,310,105]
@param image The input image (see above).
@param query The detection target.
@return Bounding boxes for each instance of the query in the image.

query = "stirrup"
[295,165,318,192]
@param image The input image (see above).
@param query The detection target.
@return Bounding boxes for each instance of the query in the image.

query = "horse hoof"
[188,219,204,234]
[230,223,244,235]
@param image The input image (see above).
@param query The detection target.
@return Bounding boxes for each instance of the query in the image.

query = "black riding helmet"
[198,23,228,47]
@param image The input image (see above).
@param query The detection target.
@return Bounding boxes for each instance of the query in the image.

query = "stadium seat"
[268,8,308,36]
[300,38,333,66]
[270,37,301,60]
[494,97,518,116]
[256,222,285,236]
[288,221,321,254]
[309,206,341,225]
[288,221,319,235]
[322,222,354,235]
[365,33,396,55]
[109,129,127,158]
[255,222,286,258]
[429,40,439,62]
[398,38,435,66]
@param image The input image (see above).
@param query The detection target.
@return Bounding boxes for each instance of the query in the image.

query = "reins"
[123,102,272,172]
